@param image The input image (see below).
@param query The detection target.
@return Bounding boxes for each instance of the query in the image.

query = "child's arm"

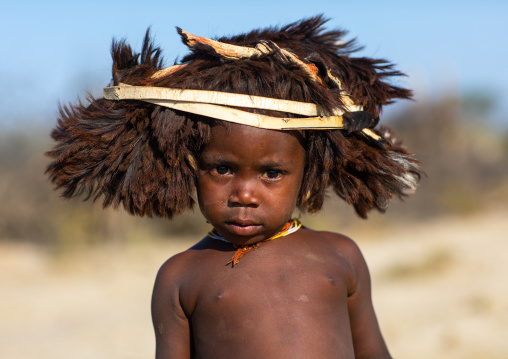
[344,237,392,359]
[151,256,192,359]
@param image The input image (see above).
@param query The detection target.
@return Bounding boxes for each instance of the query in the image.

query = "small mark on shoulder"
[297,294,310,303]
[327,276,336,285]
[158,323,164,335]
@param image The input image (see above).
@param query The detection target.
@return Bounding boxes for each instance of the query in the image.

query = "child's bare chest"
[186,247,354,358]
[193,239,351,304]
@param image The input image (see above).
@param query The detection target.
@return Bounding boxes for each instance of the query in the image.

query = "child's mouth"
[225,221,262,236]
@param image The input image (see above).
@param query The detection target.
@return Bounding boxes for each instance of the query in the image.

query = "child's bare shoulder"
[152,249,194,306]
[300,228,369,275]
[305,228,364,256]
[154,238,216,283]
[155,249,194,285]
[310,229,373,296]
[152,238,219,316]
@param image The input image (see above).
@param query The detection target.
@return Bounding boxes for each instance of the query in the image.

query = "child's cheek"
[197,176,226,213]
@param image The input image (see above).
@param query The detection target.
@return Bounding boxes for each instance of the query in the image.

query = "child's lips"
[225,221,262,236]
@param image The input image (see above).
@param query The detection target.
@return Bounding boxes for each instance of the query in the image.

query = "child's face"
[197,123,305,246]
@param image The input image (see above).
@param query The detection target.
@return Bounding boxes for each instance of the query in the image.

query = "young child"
[46,16,420,358]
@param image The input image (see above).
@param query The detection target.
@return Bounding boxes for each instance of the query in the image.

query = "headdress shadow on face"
[46,15,420,219]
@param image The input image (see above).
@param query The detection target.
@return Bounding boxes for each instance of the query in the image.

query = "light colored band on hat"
[104,85,363,116]
[103,85,355,129]
[102,85,382,138]
[143,99,345,129]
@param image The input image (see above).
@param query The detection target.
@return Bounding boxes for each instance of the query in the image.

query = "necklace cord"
[207,219,302,267]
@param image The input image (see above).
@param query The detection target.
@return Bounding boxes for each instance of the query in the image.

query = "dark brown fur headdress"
[46,16,420,218]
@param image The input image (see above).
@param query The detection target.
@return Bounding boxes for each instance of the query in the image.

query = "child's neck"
[208,219,302,267]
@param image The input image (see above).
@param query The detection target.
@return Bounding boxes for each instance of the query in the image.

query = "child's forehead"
[210,122,303,144]
[203,123,305,159]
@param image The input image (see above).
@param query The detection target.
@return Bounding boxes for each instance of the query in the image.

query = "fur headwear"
[46,16,420,218]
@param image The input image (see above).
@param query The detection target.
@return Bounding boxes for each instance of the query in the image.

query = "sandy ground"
[1,211,507,359]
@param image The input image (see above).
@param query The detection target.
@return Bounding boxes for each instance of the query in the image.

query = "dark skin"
[152,123,391,359]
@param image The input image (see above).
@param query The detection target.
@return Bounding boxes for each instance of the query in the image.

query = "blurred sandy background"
[2,1,508,358]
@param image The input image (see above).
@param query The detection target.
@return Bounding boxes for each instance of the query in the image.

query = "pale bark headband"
[103,28,381,140]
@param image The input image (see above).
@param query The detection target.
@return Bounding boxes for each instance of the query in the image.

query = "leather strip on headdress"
[103,29,379,136]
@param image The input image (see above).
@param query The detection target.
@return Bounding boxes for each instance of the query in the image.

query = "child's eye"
[213,165,230,175]
[264,169,283,179]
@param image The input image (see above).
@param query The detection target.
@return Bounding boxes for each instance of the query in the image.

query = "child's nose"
[228,179,260,207]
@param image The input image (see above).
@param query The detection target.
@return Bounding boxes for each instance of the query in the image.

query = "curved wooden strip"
[150,64,186,79]
[178,28,260,59]
[144,100,345,130]
[103,85,363,115]
[178,29,322,84]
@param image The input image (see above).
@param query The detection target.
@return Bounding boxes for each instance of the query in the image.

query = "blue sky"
[2,0,507,128]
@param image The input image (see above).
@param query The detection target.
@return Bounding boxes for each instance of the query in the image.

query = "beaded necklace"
[208,219,302,267]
